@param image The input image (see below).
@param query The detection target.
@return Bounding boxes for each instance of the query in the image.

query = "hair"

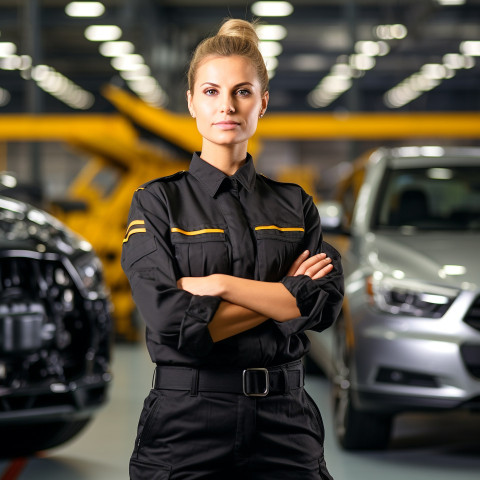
[187,18,269,94]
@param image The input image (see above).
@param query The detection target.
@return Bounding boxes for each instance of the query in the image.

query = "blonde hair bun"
[217,19,259,47]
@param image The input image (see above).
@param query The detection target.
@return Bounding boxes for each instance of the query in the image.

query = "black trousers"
[129,373,334,480]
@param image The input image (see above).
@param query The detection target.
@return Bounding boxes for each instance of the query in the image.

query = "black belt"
[153,361,304,397]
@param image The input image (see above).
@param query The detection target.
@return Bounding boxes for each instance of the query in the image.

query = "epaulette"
[135,171,187,192]
[258,173,301,189]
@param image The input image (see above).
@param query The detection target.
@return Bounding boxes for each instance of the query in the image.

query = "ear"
[260,91,269,117]
[186,90,196,118]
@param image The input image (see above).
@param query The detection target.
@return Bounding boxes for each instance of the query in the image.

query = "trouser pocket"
[133,391,163,457]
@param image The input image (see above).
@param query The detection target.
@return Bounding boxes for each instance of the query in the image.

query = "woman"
[121,18,343,480]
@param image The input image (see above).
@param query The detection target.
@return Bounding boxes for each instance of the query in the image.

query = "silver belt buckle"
[242,368,269,397]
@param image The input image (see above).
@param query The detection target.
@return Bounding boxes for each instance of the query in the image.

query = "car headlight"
[74,254,109,299]
[367,272,458,318]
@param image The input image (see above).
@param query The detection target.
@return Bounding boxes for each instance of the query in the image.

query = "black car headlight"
[73,254,109,300]
[367,273,458,318]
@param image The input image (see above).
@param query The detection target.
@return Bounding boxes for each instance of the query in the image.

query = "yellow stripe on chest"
[171,227,225,236]
[255,225,304,232]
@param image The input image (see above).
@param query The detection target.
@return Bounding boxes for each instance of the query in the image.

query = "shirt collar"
[189,152,256,197]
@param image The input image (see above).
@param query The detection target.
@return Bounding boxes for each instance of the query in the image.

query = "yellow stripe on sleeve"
[126,219,145,232]
[123,228,147,243]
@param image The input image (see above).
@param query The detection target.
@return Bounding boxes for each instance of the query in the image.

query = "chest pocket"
[254,226,305,282]
[171,226,230,277]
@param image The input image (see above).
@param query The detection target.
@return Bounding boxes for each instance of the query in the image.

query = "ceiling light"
[435,0,466,5]
[259,41,283,57]
[350,54,376,70]
[99,41,134,57]
[443,53,465,69]
[119,65,151,80]
[0,42,16,57]
[375,24,407,40]
[111,54,145,71]
[255,25,287,41]
[331,63,352,78]
[463,56,475,68]
[0,87,10,107]
[460,41,480,56]
[65,2,105,17]
[263,56,279,71]
[421,63,447,79]
[251,2,294,17]
[85,25,122,42]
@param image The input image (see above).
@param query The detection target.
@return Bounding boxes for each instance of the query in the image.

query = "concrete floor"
[1,342,480,479]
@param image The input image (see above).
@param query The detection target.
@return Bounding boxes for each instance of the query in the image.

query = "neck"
[200,142,248,176]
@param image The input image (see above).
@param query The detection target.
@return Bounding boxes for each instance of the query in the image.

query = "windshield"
[373,166,480,231]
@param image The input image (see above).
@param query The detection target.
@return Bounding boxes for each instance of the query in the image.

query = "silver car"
[310,146,480,450]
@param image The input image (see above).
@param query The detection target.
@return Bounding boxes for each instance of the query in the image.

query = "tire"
[332,314,393,450]
[0,418,91,458]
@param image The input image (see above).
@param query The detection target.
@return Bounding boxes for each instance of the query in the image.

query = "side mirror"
[316,201,349,235]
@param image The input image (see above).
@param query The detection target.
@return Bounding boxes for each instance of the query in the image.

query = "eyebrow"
[200,82,255,88]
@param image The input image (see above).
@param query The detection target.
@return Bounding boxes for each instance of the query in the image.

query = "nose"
[220,94,235,114]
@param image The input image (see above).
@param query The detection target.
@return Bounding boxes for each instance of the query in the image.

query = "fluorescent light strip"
[31,64,94,110]
[251,1,293,17]
[85,25,122,42]
[0,42,17,57]
[65,2,105,17]
[255,25,287,41]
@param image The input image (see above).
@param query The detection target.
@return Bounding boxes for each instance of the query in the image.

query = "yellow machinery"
[1,85,479,340]
[0,110,190,340]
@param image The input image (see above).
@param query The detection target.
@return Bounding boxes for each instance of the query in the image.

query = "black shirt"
[121,153,344,368]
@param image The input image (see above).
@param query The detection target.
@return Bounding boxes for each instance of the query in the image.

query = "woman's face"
[187,55,268,151]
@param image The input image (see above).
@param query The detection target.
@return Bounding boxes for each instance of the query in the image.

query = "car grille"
[0,254,110,401]
[464,295,480,332]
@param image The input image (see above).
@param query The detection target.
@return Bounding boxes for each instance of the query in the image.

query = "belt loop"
[190,368,199,396]
[152,366,157,389]
[281,365,290,395]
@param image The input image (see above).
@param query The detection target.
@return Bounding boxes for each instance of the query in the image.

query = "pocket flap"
[170,226,226,244]
[254,225,304,242]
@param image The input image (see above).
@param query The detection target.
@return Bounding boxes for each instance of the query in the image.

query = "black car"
[0,195,112,457]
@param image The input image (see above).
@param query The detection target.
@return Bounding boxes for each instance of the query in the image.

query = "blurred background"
[0,1,480,479]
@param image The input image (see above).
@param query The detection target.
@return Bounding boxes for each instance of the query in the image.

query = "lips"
[213,121,240,130]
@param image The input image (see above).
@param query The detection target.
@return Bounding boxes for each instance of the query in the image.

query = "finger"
[304,256,332,278]
[311,263,334,280]
[294,253,327,276]
[287,250,309,276]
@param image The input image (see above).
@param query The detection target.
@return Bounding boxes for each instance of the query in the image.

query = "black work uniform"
[121,153,344,480]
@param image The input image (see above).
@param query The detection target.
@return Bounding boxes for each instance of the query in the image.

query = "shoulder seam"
[136,170,187,191]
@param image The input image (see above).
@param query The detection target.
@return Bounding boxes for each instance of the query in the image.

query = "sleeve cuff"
[178,294,221,357]
[275,275,329,337]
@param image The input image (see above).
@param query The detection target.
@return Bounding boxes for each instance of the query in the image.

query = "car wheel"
[332,314,393,450]
[0,418,91,458]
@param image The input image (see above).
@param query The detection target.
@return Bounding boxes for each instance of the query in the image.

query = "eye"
[204,88,218,96]
[236,89,251,97]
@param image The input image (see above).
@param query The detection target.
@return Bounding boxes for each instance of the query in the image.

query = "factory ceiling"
[0,0,479,115]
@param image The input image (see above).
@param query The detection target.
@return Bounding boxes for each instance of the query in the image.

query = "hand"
[177,274,224,297]
[287,250,333,280]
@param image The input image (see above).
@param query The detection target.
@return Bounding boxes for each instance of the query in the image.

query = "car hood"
[364,231,480,288]
[0,196,92,257]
